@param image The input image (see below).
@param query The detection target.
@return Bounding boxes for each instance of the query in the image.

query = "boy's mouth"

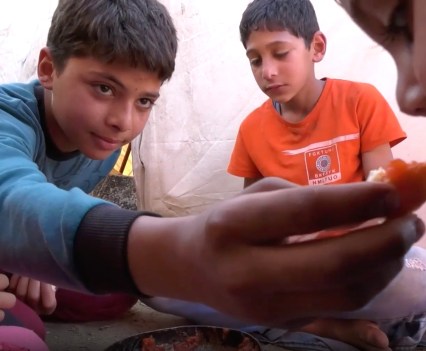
[92,133,122,150]
[264,83,289,96]
[265,83,286,91]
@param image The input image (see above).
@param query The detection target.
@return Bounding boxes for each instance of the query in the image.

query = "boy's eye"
[385,1,412,42]
[138,98,154,109]
[275,52,288,59]
[249,57,261,67]
[97,84,113,95]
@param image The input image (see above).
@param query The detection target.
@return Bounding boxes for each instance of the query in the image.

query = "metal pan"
[105,325,262,351]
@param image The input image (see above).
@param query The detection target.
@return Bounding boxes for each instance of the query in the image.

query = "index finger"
[246,214,422,291]
[212,182,399,244]
[40,283,57,315]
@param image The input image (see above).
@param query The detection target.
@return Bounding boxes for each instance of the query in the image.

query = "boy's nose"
[261,62,277,80]
[107,105,133,132]
[394,48,426,116]
[396,74,426,117]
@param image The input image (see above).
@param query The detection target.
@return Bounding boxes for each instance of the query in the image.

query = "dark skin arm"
[244,179,392,349]
[127,178,423,327]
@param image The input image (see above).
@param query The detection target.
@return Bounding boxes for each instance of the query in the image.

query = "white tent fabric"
[132,0,263,215]
[0,1,57,82]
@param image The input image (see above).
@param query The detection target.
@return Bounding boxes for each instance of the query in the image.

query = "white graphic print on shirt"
[282,133,360,185]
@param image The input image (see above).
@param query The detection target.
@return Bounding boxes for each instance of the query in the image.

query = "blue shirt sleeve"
[0,107,111,290]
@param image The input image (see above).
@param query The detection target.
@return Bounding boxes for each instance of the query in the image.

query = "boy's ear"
[311,31,327,63]
[37,47,55,90]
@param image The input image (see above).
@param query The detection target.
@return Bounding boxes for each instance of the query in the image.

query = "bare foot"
[299,318,391,350]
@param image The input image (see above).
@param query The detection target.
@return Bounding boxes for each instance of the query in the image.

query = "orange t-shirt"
[227,79,406,186]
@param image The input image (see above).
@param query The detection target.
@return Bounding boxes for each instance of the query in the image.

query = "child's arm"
[121,179,422,326]
[0,104,114,291]
[355,82,405,178]
[0,96,422,326]
[0,117,421,326]
[2,154,422,326]
[361,143,394,178]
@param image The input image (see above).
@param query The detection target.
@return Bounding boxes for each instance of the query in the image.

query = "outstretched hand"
[129,177,423,327]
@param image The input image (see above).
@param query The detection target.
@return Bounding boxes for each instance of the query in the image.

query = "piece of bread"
[368,159,426,216]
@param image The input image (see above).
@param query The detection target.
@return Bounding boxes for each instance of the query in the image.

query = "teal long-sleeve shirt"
[0,80,142,294]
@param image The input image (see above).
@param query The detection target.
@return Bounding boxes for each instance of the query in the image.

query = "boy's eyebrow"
[246,49,257,57]
[142,91,161,99]
[246,41,292,56]
[90,72,160,98]
[90,72,126,88]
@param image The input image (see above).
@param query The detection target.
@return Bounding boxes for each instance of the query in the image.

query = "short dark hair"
[239,0,320,48]
[47,0,178,81]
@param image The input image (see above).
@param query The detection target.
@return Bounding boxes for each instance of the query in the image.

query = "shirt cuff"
[74,204,161,296]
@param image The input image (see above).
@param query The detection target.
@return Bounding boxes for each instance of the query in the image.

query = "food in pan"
[140,331,257,351]
[105,326,261,351]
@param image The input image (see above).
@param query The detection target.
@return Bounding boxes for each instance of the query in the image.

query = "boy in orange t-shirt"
[227,0,405,349]
[228,0,406,189]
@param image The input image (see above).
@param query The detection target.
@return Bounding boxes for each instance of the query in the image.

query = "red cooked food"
[172,335,200,351]
[141,333,258,351]
[141,336,165,351]
[141,335,199,351]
